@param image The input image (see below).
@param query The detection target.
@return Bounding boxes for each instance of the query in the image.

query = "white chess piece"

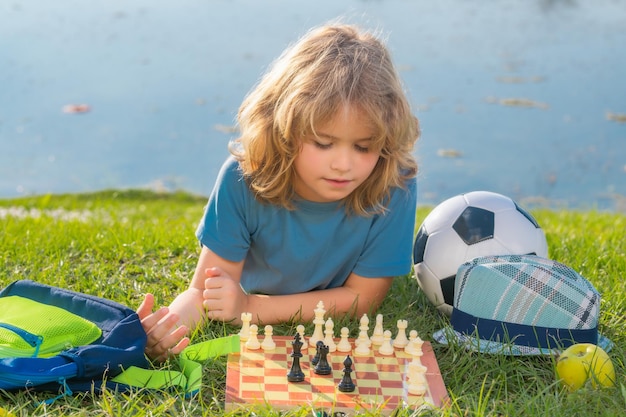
[378,330,394,356]
[239,312,252,342]
[354,330,371,356]
[393,319,409,349]
[336,327,352,352]
[354,314,371,347]
[296,324,308,350]
[414,336,424,354]
[309,301,326,346]
[404,330,419,355]
[370,313,385,346]
[261,325,276,351]
[323,318,336,352]
[407,360,428,396]
[245,324,261,350]
[411,336,424,365]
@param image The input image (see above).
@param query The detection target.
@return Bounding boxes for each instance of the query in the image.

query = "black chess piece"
[311,340,324,366]
[338,355,355,392]
[287,333,305,382]
[313,343,332,375]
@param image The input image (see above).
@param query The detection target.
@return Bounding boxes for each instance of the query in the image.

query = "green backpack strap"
[111,334,240,395]
[109,366,187,391]
[178,334,240,395]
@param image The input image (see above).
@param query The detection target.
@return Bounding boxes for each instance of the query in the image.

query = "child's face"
[293,105,380,203]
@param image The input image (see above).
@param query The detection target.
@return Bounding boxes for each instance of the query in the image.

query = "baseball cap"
[433,254,612,355]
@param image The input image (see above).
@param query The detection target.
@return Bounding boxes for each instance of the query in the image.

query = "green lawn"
[0,190,624,416]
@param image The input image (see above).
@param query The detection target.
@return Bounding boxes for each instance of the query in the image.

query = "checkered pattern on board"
[225,335,448,414]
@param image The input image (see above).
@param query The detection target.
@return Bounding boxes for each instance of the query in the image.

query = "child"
[138,22,420,361]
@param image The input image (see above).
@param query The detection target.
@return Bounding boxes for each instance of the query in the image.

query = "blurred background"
[1,0,624,210]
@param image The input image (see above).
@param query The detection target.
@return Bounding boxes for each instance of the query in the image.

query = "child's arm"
[137,247,244,361]
[140,246,393,360]
[197,245,393,325]
[230,272,394,325]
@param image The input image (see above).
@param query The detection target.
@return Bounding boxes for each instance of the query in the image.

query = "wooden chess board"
[225,336,448,414]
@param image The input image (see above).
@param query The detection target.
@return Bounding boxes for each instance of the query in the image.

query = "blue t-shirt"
[196,157,417,295]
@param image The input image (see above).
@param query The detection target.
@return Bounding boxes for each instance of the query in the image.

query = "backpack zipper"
[0,323,43,357]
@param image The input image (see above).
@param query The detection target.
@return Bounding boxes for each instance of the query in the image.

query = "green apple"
[556,343,615,391]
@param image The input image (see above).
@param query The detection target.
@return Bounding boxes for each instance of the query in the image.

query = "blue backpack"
[0,280,239,402]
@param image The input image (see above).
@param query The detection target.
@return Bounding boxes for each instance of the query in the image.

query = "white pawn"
[393,319,409,349]
[245,324,261,350]
[336,327,352,352]
[296,324,308,350]
[239,312,252,342]
[378,330,394,356]
[261,325,276,351]
[404,330,419,356]
[370,314,385,346]
[323,318,337,352]
[354,332,371,356]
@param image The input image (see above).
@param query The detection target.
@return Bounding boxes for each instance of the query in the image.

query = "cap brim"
[433,326,614,356]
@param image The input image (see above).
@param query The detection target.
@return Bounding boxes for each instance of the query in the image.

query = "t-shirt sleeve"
[352,177,418,278]
[195,157,252,262]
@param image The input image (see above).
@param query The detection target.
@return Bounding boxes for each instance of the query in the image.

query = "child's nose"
[330,148,352,172]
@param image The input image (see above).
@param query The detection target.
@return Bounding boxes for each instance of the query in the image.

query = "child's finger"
[204,276,225,291]
[136,293,155,319]
[139,306,169,333]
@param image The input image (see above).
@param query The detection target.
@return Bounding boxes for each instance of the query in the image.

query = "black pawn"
[338,355,355,392]
[287,333,305,382]
[311,340,324,366]
[313,343,332,375]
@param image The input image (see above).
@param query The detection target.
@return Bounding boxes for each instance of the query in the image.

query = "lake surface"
[1,0,625,211]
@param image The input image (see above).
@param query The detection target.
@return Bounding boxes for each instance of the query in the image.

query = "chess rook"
[393,319,409,348]
[313,343,332,375]
[311,340,324,366]
[239,312,252,342]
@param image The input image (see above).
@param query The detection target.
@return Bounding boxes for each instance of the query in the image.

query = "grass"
[0,189,624,416]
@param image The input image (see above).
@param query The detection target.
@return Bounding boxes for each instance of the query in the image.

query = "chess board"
[225,336,448,414]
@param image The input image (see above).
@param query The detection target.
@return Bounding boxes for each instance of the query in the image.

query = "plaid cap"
[433,254,612,355]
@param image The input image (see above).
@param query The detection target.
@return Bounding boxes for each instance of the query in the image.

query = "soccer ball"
[413,191,548,316]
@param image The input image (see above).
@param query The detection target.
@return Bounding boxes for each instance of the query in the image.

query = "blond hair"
[230,23,419,215]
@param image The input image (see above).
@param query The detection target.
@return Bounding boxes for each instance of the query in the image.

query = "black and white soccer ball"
[413,191,548,316]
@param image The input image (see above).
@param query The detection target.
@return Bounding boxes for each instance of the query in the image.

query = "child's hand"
[203,267,248,324]
[137,293,190,362]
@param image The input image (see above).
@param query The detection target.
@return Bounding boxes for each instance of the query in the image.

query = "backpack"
[0,280,239,402]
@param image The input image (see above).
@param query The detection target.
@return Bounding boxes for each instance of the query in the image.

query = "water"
[1,0,625,211]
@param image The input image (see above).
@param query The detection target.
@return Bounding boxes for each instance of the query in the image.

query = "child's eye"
[354,144,370,153]
[313,141,332,150]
